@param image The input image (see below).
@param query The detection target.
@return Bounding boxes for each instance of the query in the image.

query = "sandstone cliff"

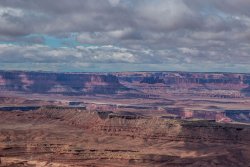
[0,71,127,95]
[115,72,250,98]
[0,108,249,167]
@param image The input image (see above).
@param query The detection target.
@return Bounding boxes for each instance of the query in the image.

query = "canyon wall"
[1,109,250,166]
[1,71,250,97]
[115,72,250,98]
[0,71,127,95]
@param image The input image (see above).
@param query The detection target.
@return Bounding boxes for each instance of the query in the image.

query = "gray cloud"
[1,0,248,35]
[0,0,250,72]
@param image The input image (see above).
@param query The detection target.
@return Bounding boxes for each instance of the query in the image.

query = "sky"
[0,0,250,72]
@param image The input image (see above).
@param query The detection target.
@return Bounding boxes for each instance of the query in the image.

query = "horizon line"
[0,69,249,75]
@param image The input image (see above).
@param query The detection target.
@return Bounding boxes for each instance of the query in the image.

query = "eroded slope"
[0,108,249,167]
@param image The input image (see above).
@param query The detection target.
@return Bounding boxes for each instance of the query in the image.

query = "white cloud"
[0,0,250,72]
[108,0,120,6]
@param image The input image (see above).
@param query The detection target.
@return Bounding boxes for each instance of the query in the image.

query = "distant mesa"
[0,71,127,95]
[1,71,250,98]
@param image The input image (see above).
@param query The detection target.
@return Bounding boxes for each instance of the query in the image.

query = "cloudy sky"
[0,0,250,72]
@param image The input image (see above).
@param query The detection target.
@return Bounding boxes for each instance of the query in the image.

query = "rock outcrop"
[2,71,250,97]
[0,108,250,167]
[115,72,250,98]
[0,71,127,95]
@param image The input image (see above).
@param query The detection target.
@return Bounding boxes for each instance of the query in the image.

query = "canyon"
[0,71,250,166]
[0,71,127,95]
[1,71,250,97]
[1,71,250,123]
[0,107,250,167]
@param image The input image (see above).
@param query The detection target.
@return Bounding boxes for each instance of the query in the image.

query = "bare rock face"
[0,71,127,95]
[0,109,250,167]
[115,72,250,98]
[2,71,250,97]
[241,86,250,96]
[118,72,244,83]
